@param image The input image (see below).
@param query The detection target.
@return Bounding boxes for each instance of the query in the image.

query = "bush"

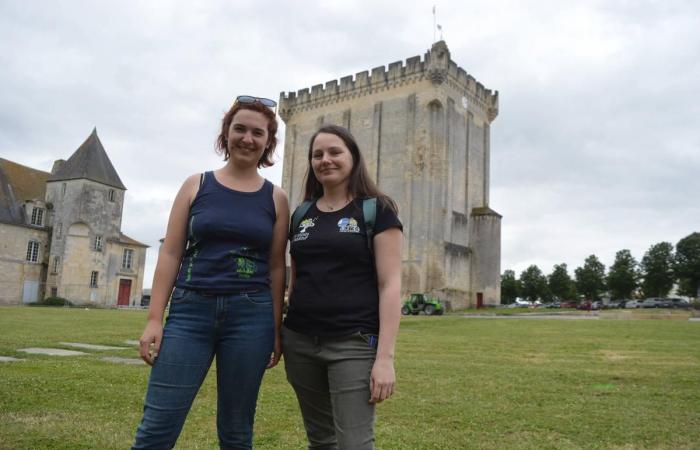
[29,296,73,307]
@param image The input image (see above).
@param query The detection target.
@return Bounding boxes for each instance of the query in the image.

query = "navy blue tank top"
[174,172,276,293]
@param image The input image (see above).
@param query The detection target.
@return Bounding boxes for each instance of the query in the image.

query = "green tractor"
[401,293,444,316]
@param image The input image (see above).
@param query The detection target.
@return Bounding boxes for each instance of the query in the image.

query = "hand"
[369,357,395,403]
[267,332,282,369]
[139,320,163,366]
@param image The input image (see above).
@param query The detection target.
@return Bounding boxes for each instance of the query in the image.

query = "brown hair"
[215,101,278,168]
[303,125,397,213]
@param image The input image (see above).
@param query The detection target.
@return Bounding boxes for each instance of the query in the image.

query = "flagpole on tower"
[432,5,436,43]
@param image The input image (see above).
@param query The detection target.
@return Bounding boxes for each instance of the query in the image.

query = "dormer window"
[109,189,115,202]
[30,207,44,226]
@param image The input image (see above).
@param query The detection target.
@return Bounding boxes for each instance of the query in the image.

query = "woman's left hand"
[369,357,395,403]
[267,333,282,369]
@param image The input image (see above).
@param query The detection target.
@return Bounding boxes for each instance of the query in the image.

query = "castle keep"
[279,41,502,308]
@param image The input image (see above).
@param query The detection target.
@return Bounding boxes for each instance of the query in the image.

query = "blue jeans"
[133,288,274,450]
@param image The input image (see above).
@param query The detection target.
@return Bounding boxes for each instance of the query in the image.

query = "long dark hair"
[303,125,397,213]
[215,100,278,168]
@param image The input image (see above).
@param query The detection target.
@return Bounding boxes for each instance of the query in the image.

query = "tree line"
[501,232,700,303]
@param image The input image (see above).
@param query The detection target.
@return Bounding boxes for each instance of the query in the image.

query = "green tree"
[607,249,639,299]
[674,232,700,298]
[640,242,675,297]
[677,278,696,298]
[520,265,548,302]
[500,270,520,304]
[548,263,575,300]
[574,255,606,300]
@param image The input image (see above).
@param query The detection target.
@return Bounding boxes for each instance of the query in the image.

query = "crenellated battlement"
[279,41,498,121]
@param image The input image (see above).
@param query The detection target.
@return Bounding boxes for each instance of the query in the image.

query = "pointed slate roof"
[48,128,126,190]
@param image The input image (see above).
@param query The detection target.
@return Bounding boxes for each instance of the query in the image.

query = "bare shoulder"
[178,173,204,205]
[272,185,289,205]
[183,173,203,187]
[271,185,289,219]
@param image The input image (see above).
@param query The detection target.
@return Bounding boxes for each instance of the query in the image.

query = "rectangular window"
[56,223,62,238]
[90,271,98,288]
[53,256,60,273]
[109,189,115,202]
[26,241,39,262]
[51,287,58,297]
[122,249,134,269]
[30,207,44,226]
[61,183,67,197]
[94,235,103,251]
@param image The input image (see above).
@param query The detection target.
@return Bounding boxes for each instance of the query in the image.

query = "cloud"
[1,0,698,286]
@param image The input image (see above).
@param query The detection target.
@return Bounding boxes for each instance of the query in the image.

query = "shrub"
[29,296,73,307]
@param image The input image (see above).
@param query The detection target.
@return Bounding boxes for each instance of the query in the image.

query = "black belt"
[190,288,262,297]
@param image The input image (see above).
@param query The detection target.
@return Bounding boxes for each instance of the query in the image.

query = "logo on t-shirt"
[229,247,258,279]
[293,218,316,242]
[337,217,360,233]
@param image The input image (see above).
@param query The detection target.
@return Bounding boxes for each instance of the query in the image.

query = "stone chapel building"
[279,41,501,308]
[0,129,148,306]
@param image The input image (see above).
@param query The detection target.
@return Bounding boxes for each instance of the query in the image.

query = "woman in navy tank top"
[132,96,289,450]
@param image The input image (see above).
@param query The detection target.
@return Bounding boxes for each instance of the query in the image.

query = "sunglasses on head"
[235,95,277,109]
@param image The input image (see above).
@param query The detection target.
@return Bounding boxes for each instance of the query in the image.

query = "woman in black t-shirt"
[283,125,403,449]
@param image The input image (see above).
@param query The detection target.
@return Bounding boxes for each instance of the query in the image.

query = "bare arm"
[139,174,200,365]
[267,185,290,368]
[369,227,403,403]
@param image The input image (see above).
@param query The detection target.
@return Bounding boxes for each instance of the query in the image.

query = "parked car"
[668,298,691,308]
[656,298,673,308]
[641,298,663,308]
[577,301,592,311]
[545,301,561,308]
[606,300,623,309]
[625,300,641,309]
[617,299,632,309]
[560,300,578,309]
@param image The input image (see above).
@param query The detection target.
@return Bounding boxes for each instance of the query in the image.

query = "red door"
[118,279,132,306]
[476,292,484,309]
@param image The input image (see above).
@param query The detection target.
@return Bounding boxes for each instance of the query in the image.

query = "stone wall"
[0,222,48,304]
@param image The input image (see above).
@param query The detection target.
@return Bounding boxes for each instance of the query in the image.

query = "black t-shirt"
[285,198,403,337]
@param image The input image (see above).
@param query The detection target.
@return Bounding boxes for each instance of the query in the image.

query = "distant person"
[132,96,289,450]
[283,125,403,449]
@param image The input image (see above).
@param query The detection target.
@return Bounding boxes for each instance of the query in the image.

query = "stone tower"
[279,41,501,308]
[44,129,147,304]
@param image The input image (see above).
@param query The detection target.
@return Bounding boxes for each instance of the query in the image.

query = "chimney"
[51,159,65,175]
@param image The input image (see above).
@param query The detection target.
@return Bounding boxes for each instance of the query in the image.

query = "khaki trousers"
[282,325,377,450]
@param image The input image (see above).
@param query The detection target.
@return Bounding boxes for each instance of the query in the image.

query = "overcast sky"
[2,0,699,287]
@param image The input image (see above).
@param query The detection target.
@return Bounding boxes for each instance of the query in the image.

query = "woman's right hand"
[139,319,163,366]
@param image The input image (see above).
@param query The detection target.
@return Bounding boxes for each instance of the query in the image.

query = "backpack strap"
[291,200,315,234]
[362,198,377,255]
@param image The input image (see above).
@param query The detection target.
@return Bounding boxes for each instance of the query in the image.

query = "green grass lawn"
[1,306,699,449]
